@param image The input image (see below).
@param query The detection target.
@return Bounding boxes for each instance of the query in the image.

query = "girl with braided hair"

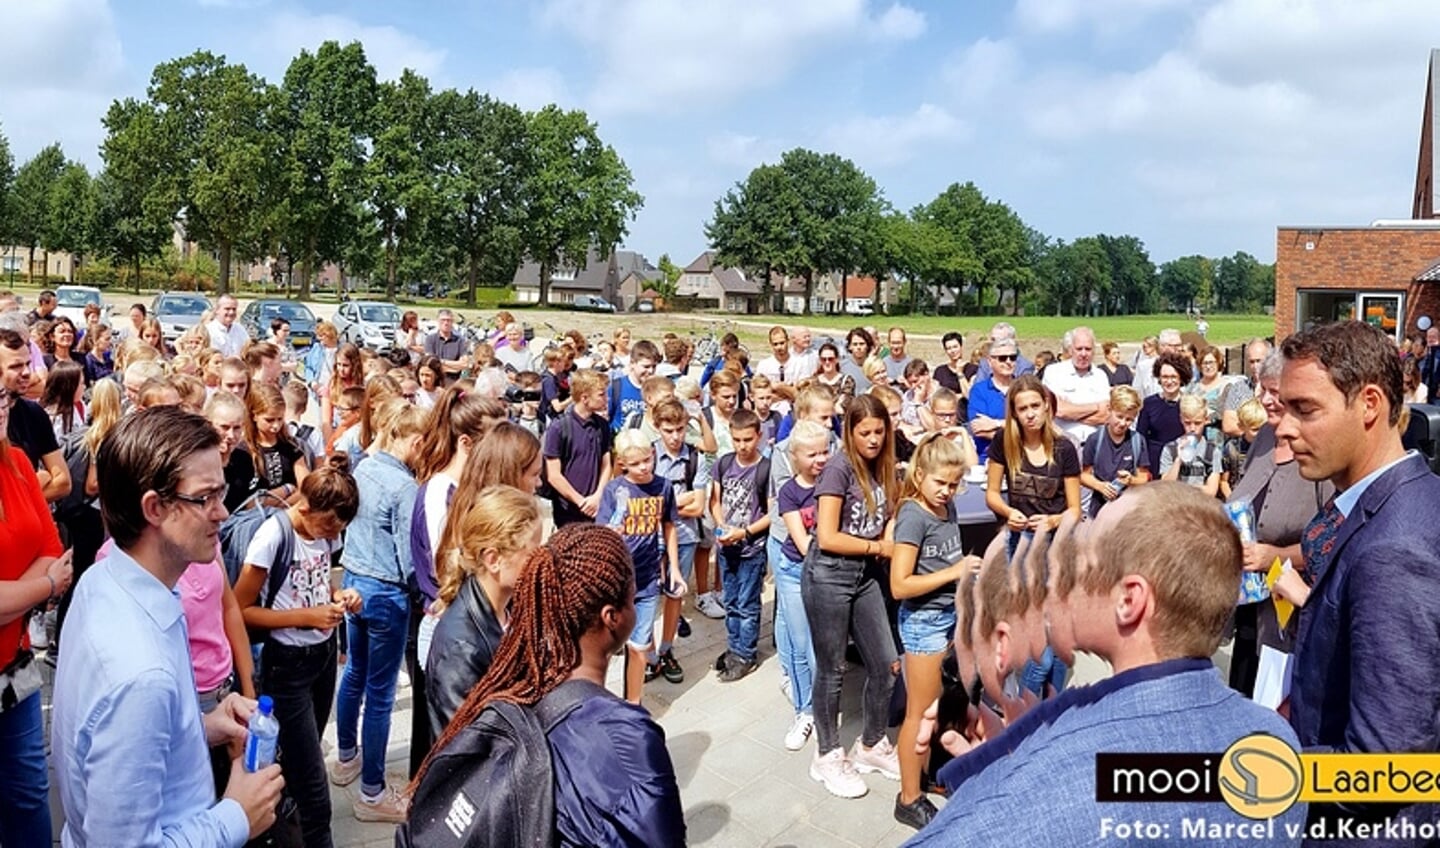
[415,523,686,847]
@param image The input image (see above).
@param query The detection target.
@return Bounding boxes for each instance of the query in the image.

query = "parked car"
[844,297,875,316]
[636,300,656,313]
[54,285,110,328]
[332,299,402,350]
[241,299,318,350]
[151,292,212,345]
[572,294,618,313]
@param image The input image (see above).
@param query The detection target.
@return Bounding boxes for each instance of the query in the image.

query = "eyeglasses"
[171,484,229,510]
[403,393,418,402]
[992,354,1018,362]
[933,411,957,420]
[337,405,359,412]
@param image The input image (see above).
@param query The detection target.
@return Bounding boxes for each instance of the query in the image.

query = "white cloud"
[538,0,918,115]
[252,11,447,83]
[0,0,123,166]
[827,103,967,168]
[942,37,1021,103]
[871,4,926,41]
[489,68,572,111]
[706,132,784,169]
[1012,0,1188,34]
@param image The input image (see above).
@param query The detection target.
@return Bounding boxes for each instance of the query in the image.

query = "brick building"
[1274,49,1440,343]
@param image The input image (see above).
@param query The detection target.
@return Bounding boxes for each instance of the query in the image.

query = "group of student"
[9,297,1438,846]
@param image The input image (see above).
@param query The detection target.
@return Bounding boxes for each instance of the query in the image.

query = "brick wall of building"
[1275,226,1440,341]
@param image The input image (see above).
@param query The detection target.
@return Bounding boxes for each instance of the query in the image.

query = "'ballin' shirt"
[598,475,676,596]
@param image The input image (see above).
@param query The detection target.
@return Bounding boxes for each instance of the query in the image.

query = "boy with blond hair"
[1158,394,1220,497]
[598,429,682,703]
[1080,385,1151,517]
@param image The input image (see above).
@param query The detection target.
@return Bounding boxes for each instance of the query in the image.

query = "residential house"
[677,251,765,313]
[513,247,657,309]
[0,245,77,282]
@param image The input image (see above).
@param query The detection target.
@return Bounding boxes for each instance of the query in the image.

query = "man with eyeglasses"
[1220,338,1272,437]
[52,406,284,846]
[967,338,1020,461]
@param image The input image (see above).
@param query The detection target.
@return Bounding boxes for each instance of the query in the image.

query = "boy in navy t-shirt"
[598,428,681,704]
[709,409,771,682]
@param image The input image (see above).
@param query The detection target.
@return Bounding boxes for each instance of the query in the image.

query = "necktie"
[1300,499,1345,583]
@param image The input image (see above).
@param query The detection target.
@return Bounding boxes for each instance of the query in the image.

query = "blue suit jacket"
[1289,452,1440,838]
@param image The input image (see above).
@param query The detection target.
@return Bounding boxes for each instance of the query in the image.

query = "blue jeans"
[770,536,814,715]
[0,692,51,845]
[1022,645,1068,698]
[720,545,767,663]
[336,573,411,796]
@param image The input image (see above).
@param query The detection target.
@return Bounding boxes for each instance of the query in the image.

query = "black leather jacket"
[425,576,504,738]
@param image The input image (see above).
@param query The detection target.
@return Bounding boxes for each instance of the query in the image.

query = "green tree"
[432,89,531,305]
[1096,234,1156,314]
[0,125,13,251]
[1213,250,1274,311]
[369,69,437,300]
[518,105,642,307]
[917,182,1030,314]
[100,98,176,292]
[878,210,977,315]
[42,161,95,282]
[1158,255,1213,312]
[115,50,283,295]
[277,41,379,300]
[708,162,805,311]
[11,144,66,284]
[655,253,682,299]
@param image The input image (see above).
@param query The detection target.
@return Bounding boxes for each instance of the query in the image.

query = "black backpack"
[397,678,608,848]
[51,425,93,518]
[218,495,296,609]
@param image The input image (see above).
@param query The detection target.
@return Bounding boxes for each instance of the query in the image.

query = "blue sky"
[4,0,1440,270]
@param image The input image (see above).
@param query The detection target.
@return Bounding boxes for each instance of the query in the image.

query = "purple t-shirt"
[715,453,768,559]
[598,475,676,596]
[543,409,613,526]
[815,452,889,542]
[777,478,818,563]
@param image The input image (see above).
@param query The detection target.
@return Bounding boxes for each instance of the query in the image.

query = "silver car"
[151,292,212,345]
[332,300,402,350]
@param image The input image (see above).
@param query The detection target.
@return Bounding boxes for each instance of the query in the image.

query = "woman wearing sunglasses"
[810,342,854,410]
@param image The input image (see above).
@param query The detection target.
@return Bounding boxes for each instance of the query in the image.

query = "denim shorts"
[628,590,662,649]
[898,605,956,655]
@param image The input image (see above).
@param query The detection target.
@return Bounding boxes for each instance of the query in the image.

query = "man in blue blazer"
[1278,320,1440,844]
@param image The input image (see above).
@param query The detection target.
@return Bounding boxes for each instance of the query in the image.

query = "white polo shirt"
[1043,359,1112,446]
[207,319,249,357]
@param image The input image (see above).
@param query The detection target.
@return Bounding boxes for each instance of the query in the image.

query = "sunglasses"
[992,354,1018,362]
[819,355,837,362]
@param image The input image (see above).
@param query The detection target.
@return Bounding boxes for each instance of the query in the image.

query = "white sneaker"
[397,667,411,689]
[850,736,901,781]
[695,592,726,620]
[779,674,792,701]
[810,748,867,798]
[28,615,49,650]
[784,714,814,752]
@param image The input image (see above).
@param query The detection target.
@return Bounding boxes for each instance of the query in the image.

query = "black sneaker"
[893,793,939,830]
[677,615,691,638]
[714,651,729,672]
[658,651,684,684]
[718,654,758,682]
[644,661,661,683]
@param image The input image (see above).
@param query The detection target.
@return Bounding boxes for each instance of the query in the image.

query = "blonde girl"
[889,434,978,829]
[425,486,541,736]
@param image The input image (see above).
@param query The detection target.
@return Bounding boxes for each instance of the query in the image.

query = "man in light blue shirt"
[52,406,283,847]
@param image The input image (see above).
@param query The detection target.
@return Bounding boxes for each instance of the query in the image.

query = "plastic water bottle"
[243,695,280,772]
[1225,501,1257,544]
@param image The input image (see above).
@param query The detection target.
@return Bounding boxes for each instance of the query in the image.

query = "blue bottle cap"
[257,695,274,715]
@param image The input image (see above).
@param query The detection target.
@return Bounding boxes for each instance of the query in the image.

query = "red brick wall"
[1274,227,1440,341]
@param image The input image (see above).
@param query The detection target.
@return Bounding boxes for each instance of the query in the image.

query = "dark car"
[151,292,212,346]
[241,300,318,349]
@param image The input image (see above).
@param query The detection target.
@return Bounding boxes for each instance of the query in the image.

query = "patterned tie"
[1300,499,1345,582]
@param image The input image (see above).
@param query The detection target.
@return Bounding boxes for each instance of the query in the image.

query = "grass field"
[789,313,1277,347]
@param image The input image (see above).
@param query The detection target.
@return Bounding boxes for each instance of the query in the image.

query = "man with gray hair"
[788,326,817,382]
[1220,338,1273,437]
[1042,326,1111,448]
[975,321,1036,383]
[424,308,472,380]
[1132,328,1182,398]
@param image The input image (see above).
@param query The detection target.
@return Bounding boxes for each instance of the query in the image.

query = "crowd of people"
[0,285,1436,847]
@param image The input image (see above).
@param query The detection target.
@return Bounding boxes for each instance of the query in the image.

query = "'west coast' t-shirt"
[244,515,339,647]
[598,475,676,597]
[892,500,963,612]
